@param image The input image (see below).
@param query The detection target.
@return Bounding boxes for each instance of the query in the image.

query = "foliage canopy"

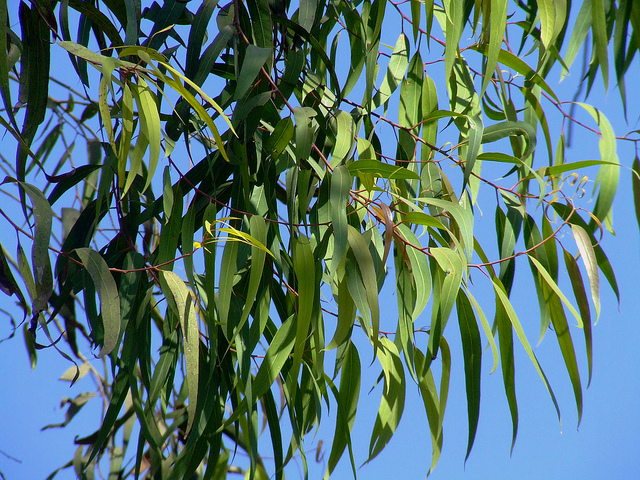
[1,0,639,478]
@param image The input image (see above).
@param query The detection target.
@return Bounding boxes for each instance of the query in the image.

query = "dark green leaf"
[76,248,120,358]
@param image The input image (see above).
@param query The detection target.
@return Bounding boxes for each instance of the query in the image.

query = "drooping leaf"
[76,248,121,358]
[571,224,600,321]
[330,166,352,275]
[368,337,405,461]
[325,341,360,478]
[159,270,200,435]
[456,289,481,462]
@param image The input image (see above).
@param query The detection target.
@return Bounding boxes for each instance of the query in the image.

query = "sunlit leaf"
[160,270,200,435]
[571,224,600,321]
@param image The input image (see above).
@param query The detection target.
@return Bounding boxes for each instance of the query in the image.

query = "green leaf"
[481,0,508,97]
[414,196,474,263]
[325,341,360,478]
[563,249,593,387]
[592,0,610,90]
[481,121,537,160]
[235,45,272,100]
[427,247,464,363]
[293,106,316,162]
[463,114,483,190]
[135,49,234,161]
[160,271,200,435]
[349,159,421,180]
[330,110,356,166]
[131,77,161,193]
[466,288,499,373]
[7,180,54,314]
[571,224,600,321]
[0,0,17,132]
[247,0,273,49]
[456,289,481,462]
[330,166,352,275]
[395,223,432,319]
[373,33,409,108]
[493,278,561,429]
[0,244,22,301]
[252,314,297,401]
[87,369,130,463]
[218,237,238,338]
[236,215,268,334]
[442,0,463,88]
[347,226,380,345]
[327,265,356,350]
[76,248,121,358]
[265,117,294,160]
[552,202,619,304]
[471,44,559,101]
[528,255,583,328]
[536,0,556,49]
[299,0,319,32]
[561,0,592,77]
[368,337,405,461]
[290,236,316,396]
[577,103,619,232]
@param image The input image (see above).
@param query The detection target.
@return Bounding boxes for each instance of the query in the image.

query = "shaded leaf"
[76,248,121,358]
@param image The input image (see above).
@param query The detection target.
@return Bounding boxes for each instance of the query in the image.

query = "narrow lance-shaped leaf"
[530,253,584,425]
[471,45,559,100]
[551,202,619,304]
[373,33,409,108]
[330,111,356,166]
[536,0,557,49]
[330,166,351,275]
[494,278,561,428]
[132,77,161,193]
[326,263,356,350]
[592,0,610,90]
[7,180,54,314]
[160,270,200,436]
[571,224,600,321]
[236,215,268,334]
[528,254,584,328]
[466,287,500,373]
[293,106,316,162]
[415,197,474,263]
[577,103,619,233]
[456,289,482,462]
[368,337,405,461]
[481,121,537,160]
[563,249,593,387]
[394,223,432,319]
[349,160,421,181]
[325,341,360,478]
[76,248,121,358]
[347,226,380,348]
[561,0,592,78]
[235,45,272,100]
[290,236,316,400]
[427,247,464,365]
[463,114,483,191]
[480,0,508,97]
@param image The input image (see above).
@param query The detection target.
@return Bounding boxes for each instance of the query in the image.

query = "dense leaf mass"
[0,0,637,478]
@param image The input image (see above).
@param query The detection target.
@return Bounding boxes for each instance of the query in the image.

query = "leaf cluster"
[0,1,637,479]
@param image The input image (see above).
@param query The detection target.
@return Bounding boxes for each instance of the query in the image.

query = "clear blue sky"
[1,3,640,479]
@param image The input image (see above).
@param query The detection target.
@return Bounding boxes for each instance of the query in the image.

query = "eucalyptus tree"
[0,0,637,478]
